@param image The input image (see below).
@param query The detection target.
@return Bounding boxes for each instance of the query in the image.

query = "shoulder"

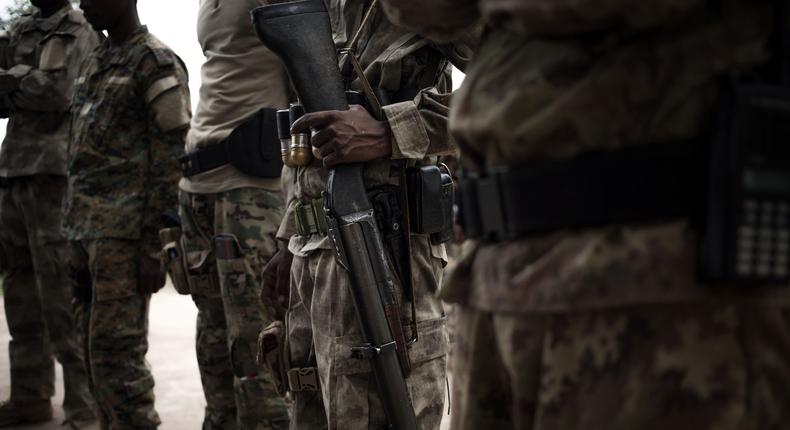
[6,13,35,36]
[42,9,92,43]
[140,33,181,68]
[135,33,188,87]
[66,8,86,24]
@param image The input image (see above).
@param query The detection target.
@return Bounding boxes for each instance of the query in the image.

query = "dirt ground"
[0,285,205,430]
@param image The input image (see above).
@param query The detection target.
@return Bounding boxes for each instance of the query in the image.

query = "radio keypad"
[737,199,790,280]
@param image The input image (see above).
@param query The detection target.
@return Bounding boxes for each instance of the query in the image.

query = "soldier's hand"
[262,247,294,321]
[290,104,392,168]
[138,253,166,296]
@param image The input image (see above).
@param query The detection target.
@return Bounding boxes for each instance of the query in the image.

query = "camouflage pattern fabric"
[450,303,790,430]
[62,24,189,430]
[0,6,99,178]
[286,236,449,429]
[63,25,190,256]
[277,2,474,426]
[70,239,159,429]
[381,0,790,428]
[0,175,94,419]
[179,188,289,430]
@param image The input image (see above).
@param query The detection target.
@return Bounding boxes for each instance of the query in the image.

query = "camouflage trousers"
[179,188,289,430]
[70,239,160,429]
[0,175,94,419]
[287,236,449,429]
[450,302,790,430]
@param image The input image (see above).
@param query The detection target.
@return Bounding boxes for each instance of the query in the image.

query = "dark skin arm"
[290,104,393,168]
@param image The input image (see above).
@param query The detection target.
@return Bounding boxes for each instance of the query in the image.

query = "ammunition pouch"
[257,320,291,395]
[159,227,191,295]
[459,142,701,242]
[180,108,282,178]
[294,198,329,236]
[294,166,455,246]
[405,165,455,244]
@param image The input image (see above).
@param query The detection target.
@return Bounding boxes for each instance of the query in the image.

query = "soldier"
[0,0,98,427]
[261,0,474,427]
[63,0,190,427]
[381,0,790,428]
[175,0,291,428]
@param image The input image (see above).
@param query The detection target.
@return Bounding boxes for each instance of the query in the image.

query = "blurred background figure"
[63,0,190,427]
[0,0,98,428]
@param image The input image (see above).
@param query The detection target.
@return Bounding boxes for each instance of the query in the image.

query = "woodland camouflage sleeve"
[6,22,99,112]
[141,55,191,255]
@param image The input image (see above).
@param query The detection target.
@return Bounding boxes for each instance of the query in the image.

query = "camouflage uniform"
[382,0,790,428]
[177,1,292,428]
[278,2,474,427]
[178,190,289,430]
[0,5,98,423]
[63,26,190,429]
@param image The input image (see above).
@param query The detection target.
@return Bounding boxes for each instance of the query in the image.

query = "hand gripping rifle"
[251,2,418,429]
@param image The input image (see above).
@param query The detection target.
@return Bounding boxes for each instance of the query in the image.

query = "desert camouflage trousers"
[70,239,160,429]
[179,188,289,430]
[287,236,449,429]
[0,175,94,419]
[450,302,790,430]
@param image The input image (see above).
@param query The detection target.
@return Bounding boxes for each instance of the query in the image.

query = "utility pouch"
[159,227,191,295]
[699,83,790,285]
[226,108,282,178]
[180,108,282,178]
[257,320,290,396]
[406,165,455,244]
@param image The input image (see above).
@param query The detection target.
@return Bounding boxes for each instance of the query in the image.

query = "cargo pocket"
[327,316,449,428]
[216,253,257,306]
[185,249,218,298]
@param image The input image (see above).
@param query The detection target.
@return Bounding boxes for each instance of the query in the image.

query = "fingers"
[309,125,335,148]
[291,110,340,134]
[322,152,340,168]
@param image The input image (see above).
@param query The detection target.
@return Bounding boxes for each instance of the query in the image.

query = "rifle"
[251,2,418,429]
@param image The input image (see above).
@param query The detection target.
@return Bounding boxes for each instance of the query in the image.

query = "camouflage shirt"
[383,0,790,312]
[63,26,190,255]
[0,6,99,177]
[281,0,474,257]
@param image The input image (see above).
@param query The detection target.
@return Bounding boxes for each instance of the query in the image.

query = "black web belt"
[179,141,231,177]
[459,142,704,242]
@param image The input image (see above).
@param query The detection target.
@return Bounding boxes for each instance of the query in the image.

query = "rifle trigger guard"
[350,341,397,360]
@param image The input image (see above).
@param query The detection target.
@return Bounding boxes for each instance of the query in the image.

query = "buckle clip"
[287,367,319,392]
[350,341,397,360]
